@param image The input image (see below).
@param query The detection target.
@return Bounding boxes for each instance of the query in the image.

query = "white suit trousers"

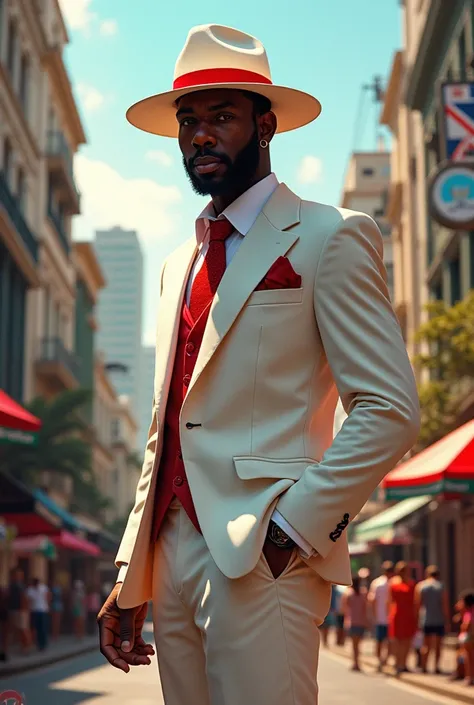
[152,501,331,705]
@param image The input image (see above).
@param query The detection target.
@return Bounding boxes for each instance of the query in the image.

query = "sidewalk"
[0,634,98,678]
[328,636,474,704]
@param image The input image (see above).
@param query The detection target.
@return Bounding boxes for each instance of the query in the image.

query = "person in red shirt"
[388,561,417,675]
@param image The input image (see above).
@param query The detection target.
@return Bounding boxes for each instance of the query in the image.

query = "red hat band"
[173,67,273,90]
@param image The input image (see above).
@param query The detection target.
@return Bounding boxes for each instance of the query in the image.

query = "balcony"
[48,204,70,254]
[36,337,81,391]
[46,131,81,215]
[0,171,38,280]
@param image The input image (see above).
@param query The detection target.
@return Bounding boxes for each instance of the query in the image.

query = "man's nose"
[192,127,217,150]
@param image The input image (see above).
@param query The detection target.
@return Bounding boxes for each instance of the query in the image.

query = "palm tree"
[0,389,93,486]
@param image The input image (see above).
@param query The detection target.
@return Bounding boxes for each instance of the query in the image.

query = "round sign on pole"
[429,161,474,230]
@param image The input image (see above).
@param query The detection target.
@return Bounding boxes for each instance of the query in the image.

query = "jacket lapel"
[154,237,197,423]
[187,183,301,395]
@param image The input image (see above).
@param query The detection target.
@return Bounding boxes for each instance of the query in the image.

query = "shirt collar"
[195,173,279,245]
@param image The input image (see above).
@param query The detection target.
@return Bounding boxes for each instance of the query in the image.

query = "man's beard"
[183,129,260,197]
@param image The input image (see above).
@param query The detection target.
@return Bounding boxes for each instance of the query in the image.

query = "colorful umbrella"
[0,390,41,446]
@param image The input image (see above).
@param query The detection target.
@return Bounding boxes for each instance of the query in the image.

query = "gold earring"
[259,139,269,149]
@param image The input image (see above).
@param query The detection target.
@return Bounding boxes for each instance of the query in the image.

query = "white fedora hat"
[126,24,322,138]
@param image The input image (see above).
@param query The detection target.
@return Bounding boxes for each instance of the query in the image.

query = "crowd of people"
[0,567,102,662]
[320,561,474,687]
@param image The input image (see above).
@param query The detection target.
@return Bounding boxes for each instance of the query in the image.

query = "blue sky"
[60,0,401,344]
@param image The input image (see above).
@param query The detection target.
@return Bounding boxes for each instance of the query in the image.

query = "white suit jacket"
[115,182,420,609]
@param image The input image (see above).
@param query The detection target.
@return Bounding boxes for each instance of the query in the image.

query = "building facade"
[340,151,395,301]
[95,227,143,426]
[0,0,85,404]
[138,345,155,453]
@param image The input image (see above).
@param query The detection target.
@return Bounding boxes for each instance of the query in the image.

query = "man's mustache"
[187,149,232,171]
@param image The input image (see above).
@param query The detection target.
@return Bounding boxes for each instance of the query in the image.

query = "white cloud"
[297,156,323,184]
[58,0,95,31]
[99,19,119,36]
[73,155,183,244]
[146,150,174,168]
[77,83,105,112]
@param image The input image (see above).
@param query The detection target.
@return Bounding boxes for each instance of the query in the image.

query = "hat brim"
[126,83,322,138]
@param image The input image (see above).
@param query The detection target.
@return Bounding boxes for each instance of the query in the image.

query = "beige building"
[0,0,86,404]
[340,151,395,302]
[377,0,474,604]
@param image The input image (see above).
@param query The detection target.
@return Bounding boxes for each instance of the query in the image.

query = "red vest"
[151,301,210,542]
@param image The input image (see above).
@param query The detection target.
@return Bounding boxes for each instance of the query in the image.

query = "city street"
[0,625,462,705]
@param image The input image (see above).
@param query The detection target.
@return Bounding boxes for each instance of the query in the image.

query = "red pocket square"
[255,256,302,291]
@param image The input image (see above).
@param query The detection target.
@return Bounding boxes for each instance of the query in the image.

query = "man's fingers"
[119,608,136,652]
[135,635,155,656]
[101,643,130,673]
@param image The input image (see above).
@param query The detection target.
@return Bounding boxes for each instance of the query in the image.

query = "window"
[2,137,12,184]
[19,53,30,114]
[6,17,17,78]
[16,167,26,214]
[362,167,374,177]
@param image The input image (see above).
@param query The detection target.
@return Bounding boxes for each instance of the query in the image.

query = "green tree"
[0,388,93,485]
[414,290,474,449]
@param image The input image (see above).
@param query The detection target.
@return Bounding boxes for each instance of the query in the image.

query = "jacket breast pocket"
[246,287,304,307]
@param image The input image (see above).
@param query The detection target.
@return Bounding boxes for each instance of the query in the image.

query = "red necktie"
[189,218,234,320]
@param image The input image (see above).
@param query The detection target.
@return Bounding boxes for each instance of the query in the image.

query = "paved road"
[0,628,459,705]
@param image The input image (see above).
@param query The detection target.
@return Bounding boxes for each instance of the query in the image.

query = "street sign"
[428,161,474,230]
[441,82,474,161]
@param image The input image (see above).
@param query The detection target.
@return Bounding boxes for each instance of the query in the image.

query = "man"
[98,24,420,704]
[415,565,450,674]
[7,568,30,654]
[368,560,395,671]
[26,577,50,651]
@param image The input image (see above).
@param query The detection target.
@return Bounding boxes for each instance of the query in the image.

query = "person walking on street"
[50,579,63,640]
[97,23,420,705]
[7,568,31,653]
[26,578,50,651]
[72,580,86,639]
[368,560,394,672]
[341,576,368,672]
[388,561,417,675]
[458,590,474,687]
[415,565,450,674]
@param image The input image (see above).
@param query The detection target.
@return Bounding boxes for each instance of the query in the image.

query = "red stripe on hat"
[173,67,273,90]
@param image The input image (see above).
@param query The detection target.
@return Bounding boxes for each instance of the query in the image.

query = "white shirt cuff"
[117,564,128,583]
[271,509,315,558]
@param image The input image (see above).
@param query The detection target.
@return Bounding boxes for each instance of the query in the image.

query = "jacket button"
[183,374,191,387]
[186,342,195,355]
[173,476,184,487]
[185,422,193,429]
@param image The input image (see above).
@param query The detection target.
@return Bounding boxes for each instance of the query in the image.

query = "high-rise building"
[95,227,143,424]
[138,345,156,453]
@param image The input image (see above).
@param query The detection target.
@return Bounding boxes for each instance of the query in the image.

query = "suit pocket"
[233,456,319,482]
[246,287,304,307]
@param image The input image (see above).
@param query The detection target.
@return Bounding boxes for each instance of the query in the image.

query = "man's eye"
[180,118,194,127]
[217,114,234,122]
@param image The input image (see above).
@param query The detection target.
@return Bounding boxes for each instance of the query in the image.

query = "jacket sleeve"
[276,212,420,558]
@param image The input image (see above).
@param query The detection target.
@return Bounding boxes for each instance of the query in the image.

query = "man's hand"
[98,583,155,673]
[263,537,294,579]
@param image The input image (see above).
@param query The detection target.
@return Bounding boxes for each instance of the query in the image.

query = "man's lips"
[193,156,223,175]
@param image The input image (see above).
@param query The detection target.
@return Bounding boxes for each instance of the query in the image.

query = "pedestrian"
[26,577,50,651]
[50,579,63,640]
[341,576,368,672]
[97,23,420,704]
[72,580,86,639]
[414,565,450,674]
[86,585,101,635]
[0,583,8,661]
[450,596,467,682]
[388,561,417,675]
[320,585,338,648]
[7,568,31,653]
[458,590,474,686]
[368,560,395,671]
[333,584,346,646]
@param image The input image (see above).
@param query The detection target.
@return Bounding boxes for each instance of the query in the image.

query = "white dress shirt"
[117,174,313,583]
